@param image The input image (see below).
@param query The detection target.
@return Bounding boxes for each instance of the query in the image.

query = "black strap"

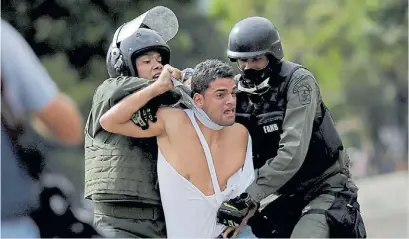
[302,208,327,216]
[93,202,160,220]
[301,190,338,217]
[277,61,305,102]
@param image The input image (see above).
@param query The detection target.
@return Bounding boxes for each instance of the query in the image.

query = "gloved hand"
[131,100,159,130]
[217,193,257,227]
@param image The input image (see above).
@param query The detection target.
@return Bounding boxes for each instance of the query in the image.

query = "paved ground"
[363,212,407,238]
[259,171,408,238]
[355,171,408,238]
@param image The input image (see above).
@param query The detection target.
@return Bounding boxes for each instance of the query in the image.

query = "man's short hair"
[191,59,234,94]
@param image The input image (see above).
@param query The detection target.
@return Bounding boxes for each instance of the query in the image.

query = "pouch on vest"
[248,194,308,238]
[325,189,367,238]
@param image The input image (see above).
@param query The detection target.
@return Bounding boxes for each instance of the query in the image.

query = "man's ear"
[193,93,204,108]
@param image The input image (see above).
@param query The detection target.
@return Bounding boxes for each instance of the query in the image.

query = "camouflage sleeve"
[245,68,320,202]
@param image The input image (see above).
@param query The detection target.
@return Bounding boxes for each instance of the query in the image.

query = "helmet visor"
[114,6,179,44]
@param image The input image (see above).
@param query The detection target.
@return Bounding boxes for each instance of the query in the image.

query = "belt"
[93,202,161,220]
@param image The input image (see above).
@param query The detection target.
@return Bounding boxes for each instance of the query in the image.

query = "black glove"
[132,100,159,130]
[217,193,257,227]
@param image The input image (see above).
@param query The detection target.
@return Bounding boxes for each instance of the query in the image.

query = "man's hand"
[154,64,180,94]
[217,193,258,227]
[132,65,188,130]
[221,226,241,238]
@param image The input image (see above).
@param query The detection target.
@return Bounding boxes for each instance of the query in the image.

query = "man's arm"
[99,65,176,138]
[246,68,320,202]
[1,20,83,145]
[32,94,83,145]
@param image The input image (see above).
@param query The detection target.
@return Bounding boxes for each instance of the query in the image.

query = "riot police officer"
[215,17,367,238]
[84,23,187,237]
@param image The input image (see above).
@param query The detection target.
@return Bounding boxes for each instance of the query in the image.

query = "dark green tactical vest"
[84,77,160,203]
[84,130,161,203]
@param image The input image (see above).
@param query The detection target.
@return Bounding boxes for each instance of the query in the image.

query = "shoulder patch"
[293,79,312,105]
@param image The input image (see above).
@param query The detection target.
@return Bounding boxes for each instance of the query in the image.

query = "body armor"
[235,61,344,195]
[84,131,161,204]
[84,76,181,204]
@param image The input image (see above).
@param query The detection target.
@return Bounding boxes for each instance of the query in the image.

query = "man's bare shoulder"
[232,122,249,133]
[225,123,250,154]
[227,123,249,141]
[157,106,185,117]
[157,107,191,136]
[157,107,190,124]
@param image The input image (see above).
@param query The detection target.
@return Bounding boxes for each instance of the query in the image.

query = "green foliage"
[210,0,408,172]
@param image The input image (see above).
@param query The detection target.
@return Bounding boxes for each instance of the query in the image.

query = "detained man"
[99,59,257,238]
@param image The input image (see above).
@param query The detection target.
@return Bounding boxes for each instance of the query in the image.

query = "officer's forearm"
[246,72,319,202]
[102,81,166,125]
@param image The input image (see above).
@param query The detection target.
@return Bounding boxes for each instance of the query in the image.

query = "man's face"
[135,51,163,80]
[237,55,269,70]
[195,77,237,126]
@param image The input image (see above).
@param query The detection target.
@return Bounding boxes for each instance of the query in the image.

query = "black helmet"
[106,43,119,78]
[107,28,170,77]
[227,17,283,62]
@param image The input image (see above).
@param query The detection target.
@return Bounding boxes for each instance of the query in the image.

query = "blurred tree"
[2,0,227,193]
[2,0,226,107]
[210,0,408,174]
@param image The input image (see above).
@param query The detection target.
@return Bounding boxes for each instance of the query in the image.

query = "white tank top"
[157,109,255,238]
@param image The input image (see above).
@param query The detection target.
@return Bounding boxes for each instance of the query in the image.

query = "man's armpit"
[156,107,184,135]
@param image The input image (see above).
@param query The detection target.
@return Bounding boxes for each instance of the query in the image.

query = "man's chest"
[166,131,247,196]
[190,145,245,191]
